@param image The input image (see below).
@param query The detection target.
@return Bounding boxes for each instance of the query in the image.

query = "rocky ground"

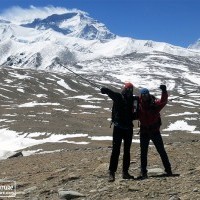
[1,133,200,200]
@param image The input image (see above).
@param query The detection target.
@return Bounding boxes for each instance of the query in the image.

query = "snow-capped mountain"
[0,7,199,94]
[0,8,200,70]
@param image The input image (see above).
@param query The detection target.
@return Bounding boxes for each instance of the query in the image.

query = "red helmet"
[124,82,134,89]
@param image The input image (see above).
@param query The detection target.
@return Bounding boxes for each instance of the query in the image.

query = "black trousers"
[140,131,171,174]
[109,126,133,173]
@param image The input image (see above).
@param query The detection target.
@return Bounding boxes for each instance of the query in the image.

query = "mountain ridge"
[0,8,200,71]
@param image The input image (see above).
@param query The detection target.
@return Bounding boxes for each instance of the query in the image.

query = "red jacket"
[138,91,168,129]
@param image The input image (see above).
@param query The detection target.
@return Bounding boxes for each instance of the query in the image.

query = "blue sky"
[0,0,199,48]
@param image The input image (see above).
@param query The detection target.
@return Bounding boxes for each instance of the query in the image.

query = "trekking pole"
[169,88,199,101]
[60,64,102,90]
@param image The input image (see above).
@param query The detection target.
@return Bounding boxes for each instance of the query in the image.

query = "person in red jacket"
[138,85,172,179]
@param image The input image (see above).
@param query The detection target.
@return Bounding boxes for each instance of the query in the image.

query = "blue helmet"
[140,88,149,95]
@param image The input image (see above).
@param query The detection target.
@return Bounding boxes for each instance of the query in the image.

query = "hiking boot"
[122,172,134,179]
[137,172,148,180]
[108,171,115,182]
[165,170,173,176]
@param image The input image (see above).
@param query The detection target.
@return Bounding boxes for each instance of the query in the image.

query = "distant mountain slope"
[0,7,200,71]
[0,7,199,94]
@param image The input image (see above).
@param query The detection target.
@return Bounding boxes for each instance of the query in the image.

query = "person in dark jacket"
[101,82,136,182]
[138,85,172,179]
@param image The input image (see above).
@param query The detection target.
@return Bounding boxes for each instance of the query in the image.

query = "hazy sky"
[0,0,199,47]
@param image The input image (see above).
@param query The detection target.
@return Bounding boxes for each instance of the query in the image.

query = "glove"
[160,85,166,92]
[101,87,109,94]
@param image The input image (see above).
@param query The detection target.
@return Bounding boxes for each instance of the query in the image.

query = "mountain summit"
[0,8,119,68]
[22,11,116,41]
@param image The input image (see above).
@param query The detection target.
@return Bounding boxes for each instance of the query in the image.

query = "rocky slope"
[0,66,200,199]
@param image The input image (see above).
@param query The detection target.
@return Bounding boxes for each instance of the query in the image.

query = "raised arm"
[155,85,168,111]
[101,87,122,102]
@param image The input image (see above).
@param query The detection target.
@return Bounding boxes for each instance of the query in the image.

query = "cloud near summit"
[0,5,85,24]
